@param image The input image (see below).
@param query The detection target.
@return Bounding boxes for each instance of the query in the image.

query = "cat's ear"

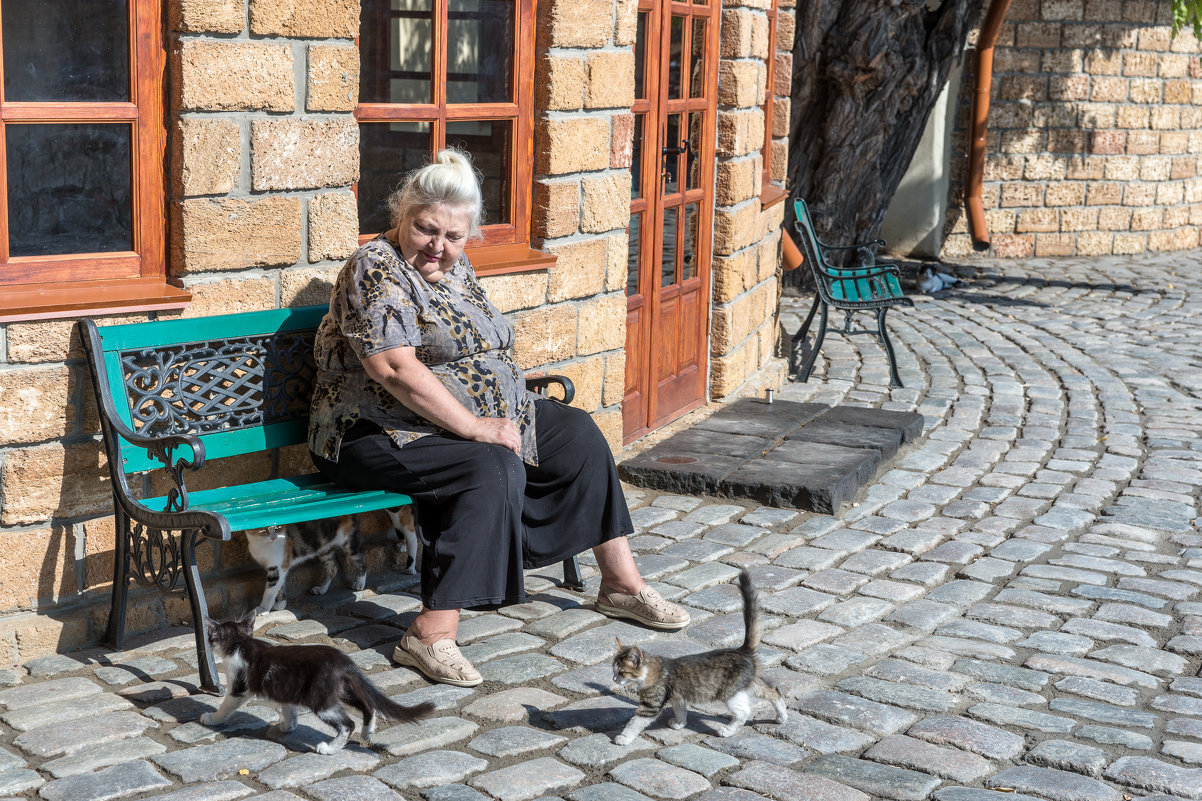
[629,647,643,666]
[236,608,257,634]
[615,637,625,651]
[203,617,218,637]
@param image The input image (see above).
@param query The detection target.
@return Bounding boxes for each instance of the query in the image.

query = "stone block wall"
[710,0,792,398]
[942,0,1202,259]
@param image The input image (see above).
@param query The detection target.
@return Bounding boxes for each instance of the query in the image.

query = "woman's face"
[395,203,471,282]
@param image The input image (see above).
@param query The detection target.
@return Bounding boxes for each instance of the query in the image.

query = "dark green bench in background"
[791,198,914,388]
[82,305,579,694]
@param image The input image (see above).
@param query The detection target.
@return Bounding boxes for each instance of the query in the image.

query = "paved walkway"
[2,250,1202,801]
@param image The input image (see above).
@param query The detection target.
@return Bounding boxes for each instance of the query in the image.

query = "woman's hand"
[468,416,521,455]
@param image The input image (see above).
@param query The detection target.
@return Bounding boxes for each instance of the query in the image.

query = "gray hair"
[386,147,484,238]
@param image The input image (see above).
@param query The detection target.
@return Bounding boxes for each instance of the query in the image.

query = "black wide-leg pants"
[311,400,633,610]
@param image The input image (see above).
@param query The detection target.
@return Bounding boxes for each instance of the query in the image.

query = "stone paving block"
[655,743,740,777]
[793,690,916,735]
[702,729,809,765]
[684,505,746,526]
[0,769,43,796]
[1061,618,1157,647]
[1094,602,1175,628]
[422,784,492,801]
[925,580,992,606]
[460,632,546,665]
[727,759,869,801]
[140,780,256,801]
[812,528,883,552]
[257,747,381,789]
[705,523,770,547]
[741,507,799,528]
[935,620,1024,644]
[372,715,478,756]
[966,681,1044,707]
[470,757,585,801]
[669,562,742,592]
[305,776,402,801]
[12,709,159,757]
[608,756,712,799]
[1090,644,1189,676]
[662,539,735,563]
[479,654,568,684]
[774,546,842,571]
[906,715,1025,760]
[373,750,488,790]
[836,676,960,713]
[1162,740,1202,766]
[832,624,915,658]
[818,597,894,627]
[1151,694,1202,715]
[919,635,1015,662]
[1025,653,1161,688]
[858,579,924,603]
[153,738,288,783]
[1054,675,1139,706]
[773,713,873,754]
[889,562,951,586]
[885,599,960,631]
[462,687,568,722]
[967,702,1076,733]
[1076,724,1154,750]
[525,608,606,640]
[569,782,655,801]
[951,658,1049,691]
[786,644,869,675]
[965,602,1061,630]
[558,733,656,769]
[39,759,173,801]
[1016,631,1094,657]
[651,494,705,511]
[1024,739,1109,778]
[864,734,991,783]
[1050,696,1156,727]
[1,689,131,731]
[805,754,940,801]
[986,766,1123,801]
[468,726,567,758]
[544,695,638,734]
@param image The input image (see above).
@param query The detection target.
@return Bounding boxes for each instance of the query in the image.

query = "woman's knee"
[464,443,526,497]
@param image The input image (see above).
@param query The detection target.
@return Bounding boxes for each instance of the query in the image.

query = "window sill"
[760,185,789,209]
[468,243,558,275]
[0,279,191,323]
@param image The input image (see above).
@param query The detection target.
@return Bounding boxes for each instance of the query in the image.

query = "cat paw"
[350,574,367,591]
[199,712,219,726]
[315,742,338,755]
[716,725,738,738]
[403,560,417,576]
[271,599,287,611]
[613,734,633,746]
[669,719,686,730]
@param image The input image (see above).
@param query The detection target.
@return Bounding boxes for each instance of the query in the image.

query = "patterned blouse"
[308,235,540,465]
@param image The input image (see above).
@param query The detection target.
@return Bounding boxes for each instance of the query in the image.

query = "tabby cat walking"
[611,570,786,743]
[202,611,434,753]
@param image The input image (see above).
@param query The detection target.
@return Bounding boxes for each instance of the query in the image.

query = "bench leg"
[876,307,904,388]
[103,507,132,650]
[562,556,585,592]
[797,302,829,383]
[181,529,224,695]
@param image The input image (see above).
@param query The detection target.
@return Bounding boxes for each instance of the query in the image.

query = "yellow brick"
[1,441,110,526]
[307,45,359,112]
[605,232,630,293]
[552,356,605,412]
[249,0,359,38]
[546,238,608,302]
[0,366,75,445]
[172,0,244,33]
[537,117,611,175]
[175,40,295,112]
[0,525,78,609]
[603,353,626,407]
[581,172,632,234]
[175,117,241,196]
[281,265,340,308]
[513,305,579,369]
[181,277,277,317]
[479,273,549,313]
[586,51,635,109]
[576,294,626,356]
[537,55,585,111]
[308,192,359,262]
[175,197,303,273]
[541,0,612,48]
[251,119,359,191]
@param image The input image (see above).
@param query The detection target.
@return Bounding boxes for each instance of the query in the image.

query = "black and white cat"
[246,508,418,613]
[201,611,434,753]
[611,570,787,743]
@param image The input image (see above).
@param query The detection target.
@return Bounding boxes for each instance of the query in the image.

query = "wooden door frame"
[623,0,719,445]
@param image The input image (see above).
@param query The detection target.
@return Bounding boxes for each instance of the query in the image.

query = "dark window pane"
[634,12,647,101]
[359,0,433,104]
[663,114,680,194]
[661,207,677,287]
[626,214,640,296]
[667,16,683,99]
[631,115,643,198]
[682,203,699,281]
[686,111,703,191]
[6,123,132,257]
[447,0,514,104]
[446,120,511,225]
[689,18,706,99]
[3,0,129,102]
[358,121,433,235]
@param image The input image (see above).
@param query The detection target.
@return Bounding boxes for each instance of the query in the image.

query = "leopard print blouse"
[308,235,540,465]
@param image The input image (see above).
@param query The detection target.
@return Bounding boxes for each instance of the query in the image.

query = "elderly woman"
[309,148,688,687]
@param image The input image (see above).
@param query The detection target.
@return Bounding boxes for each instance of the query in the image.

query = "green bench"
[791,198,914,388]
[82,305,579,694]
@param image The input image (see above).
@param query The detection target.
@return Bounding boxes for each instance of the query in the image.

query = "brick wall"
[709,0,791,398]
[942,0,1202,259]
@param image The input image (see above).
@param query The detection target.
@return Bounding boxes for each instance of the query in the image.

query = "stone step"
[619,398,923,514]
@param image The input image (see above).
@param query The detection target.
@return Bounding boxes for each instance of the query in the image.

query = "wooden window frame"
[0,0,185,323]
[759,0,786,209]
[355,0,552,274]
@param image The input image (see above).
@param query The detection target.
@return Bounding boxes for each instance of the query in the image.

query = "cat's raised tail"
[738,570,761,653]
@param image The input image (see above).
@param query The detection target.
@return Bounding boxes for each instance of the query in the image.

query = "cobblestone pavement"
[2,249,1202,801]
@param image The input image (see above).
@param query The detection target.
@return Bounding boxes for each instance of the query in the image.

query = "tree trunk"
[785,0,979,290]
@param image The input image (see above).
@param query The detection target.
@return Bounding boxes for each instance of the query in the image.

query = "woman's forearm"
[363,349,482,438]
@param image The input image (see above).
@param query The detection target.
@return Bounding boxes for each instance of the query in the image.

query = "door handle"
[662,138,690,157]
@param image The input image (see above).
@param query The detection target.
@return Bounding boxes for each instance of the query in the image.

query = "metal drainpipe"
[966,0,1012,248]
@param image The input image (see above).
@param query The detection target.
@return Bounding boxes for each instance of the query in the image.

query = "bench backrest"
[793,198,903,304]
[87,305,329,474]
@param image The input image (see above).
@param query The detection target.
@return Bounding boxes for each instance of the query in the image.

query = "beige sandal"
[596,584,690,631]
[394,634,482,687]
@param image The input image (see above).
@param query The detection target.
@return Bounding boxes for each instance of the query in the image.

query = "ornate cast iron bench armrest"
[525,374,576,403]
